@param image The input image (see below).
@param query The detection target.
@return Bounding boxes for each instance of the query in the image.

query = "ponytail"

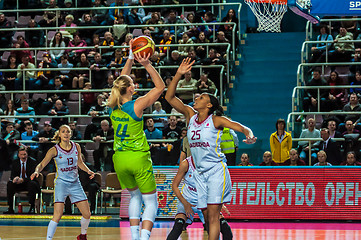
[107,75,132,109]
[207,94,224,116]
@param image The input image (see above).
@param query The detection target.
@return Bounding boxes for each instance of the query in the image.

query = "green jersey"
[110,100,150,152]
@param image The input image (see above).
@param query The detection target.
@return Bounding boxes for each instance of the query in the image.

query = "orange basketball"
[132,36,155,57]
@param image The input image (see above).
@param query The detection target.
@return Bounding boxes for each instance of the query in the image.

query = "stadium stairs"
[225,32,305,164]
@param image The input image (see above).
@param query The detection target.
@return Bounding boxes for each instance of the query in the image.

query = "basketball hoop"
[245,0,288,32]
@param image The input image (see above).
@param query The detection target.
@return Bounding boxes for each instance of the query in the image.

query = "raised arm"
[165,58,196,122]
[171,159,195,218]
[30,147,57,180]
[120,39,135,76]
[213,116,257,144]
[134,52,165,116]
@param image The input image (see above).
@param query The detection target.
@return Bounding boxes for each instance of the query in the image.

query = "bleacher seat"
[32,93,47,101]
[132,29,143,37]
[78,124,87,138]
[69,92,79,101]
[34,15,43,23]
[47,31,57,44]
[77,117,92,125]
[1,51,11,65]
[67,101,80,115]
[16,16,31,28]
[85,149,95,166]
[6,16,16,27]
[12,31,25,43]
[36,50,46,62]
[86,141,98,150]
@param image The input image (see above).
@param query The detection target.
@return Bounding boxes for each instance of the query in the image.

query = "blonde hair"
[107,75,132,109]
[52,125,72,143]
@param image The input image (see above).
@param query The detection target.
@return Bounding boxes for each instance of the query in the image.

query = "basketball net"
[245,0,287,32]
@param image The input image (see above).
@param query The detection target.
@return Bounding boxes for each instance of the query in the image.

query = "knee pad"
[141,192,158,223]
[166,218,185,240]
[129,188,142,220]
[220,218,233,240]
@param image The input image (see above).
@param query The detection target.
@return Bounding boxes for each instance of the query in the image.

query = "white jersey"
[181,156,198,205]
[187,114,226,173]
[54,141,79,182]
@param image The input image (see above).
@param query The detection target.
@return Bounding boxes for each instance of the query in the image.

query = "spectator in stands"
[25,19,45,47]
[57,55,74,88]
[315,128,342,165]
[303,69,328,112]
[32,121,56,167]
[342,92,361,123]
[163,50,183,76]
[342,120,360,136]
[313,150,332,166]
[49,32,66,64]
[60,14,78,36]
[4,147,40,214]
[350,48,361,75]
[120,33,133,58]
[0,137,10,179]
[0,13,13,49]
[107,0,129,25]
[309,25,333,63]
[144,12,164,42]
[107,49,126,77]
[84,94,109,140]
[125,7,144,25]
[327,119,343,139]
[220,127,239,166]
[2,99,16,126]
[38,0,60,28]
[259,151,278,166]
[87,34,100,58]
[298,118,321,161]
[198,11,218,40]
[270,118,292,164]
[67,33,87,61]
[187,49,201,66]
[73,53,90,89]
[142,28,152,39]
[150,51,164,67]
[188,92,201,107]
[15,55,37,90]
[3,55,17,90]
[37,52,57,88]
[1,122,21,162]
[69,121,82,140]
[195,31,210,60]
[21,121,39,159]
[40,76,69,115]
[214,31,230,58]
[78,14,98,45]
[82,82,96,114]
[162,115,182,165]
[11,35,33,64]
[182,12,197,39]
[164,9,183,38]
[151,101,167,129]
[93,119,114,171]
[282,149,305,166]
[176,70,197,104]
[238,153,253,166]
[178,33,194,57]
[103,74,114,89]
[202,48,226,67]
[144,117,163,165]
[158,30,175,58]
[350,71,361,95]
[326,71,346,111]
[14,99,35,131]
[90,52,108,89]
[195,72,217,94]
[341,151,361,165]
[219,8,239,47]
[100,31,116,61]
[330,27,355,62]
[91,0,107,25]
[48,99,69,130]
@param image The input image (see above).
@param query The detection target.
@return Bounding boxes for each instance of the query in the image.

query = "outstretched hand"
[177,57,195,75]
[243,136,257,144]
[88,171,95,179]
[30,172,39,180]
[134,52,151,65]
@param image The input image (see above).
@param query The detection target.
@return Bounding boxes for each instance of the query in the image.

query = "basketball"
[132,36,155,57]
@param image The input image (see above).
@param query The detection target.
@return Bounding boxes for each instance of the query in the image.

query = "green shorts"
[113,150,156,193]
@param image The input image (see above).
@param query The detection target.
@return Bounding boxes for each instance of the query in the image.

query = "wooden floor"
[1,219,361,239]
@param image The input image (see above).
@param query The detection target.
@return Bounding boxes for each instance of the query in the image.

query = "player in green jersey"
[107,40,165,240]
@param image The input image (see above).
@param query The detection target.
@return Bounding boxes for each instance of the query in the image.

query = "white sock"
[140,229,151,240]
[47,220,58,240]
[130,225,140,240]
[80,217,90,234]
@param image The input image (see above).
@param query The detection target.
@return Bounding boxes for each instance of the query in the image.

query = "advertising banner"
[120,167,361,220]
[311,0,361,16]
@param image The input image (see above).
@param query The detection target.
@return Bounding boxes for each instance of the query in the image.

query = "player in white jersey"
[167,156,233,240]
[31,125,95,240]
[165,58,256,240]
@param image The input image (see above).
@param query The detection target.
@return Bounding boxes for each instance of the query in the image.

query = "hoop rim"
[245,0,287,4]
